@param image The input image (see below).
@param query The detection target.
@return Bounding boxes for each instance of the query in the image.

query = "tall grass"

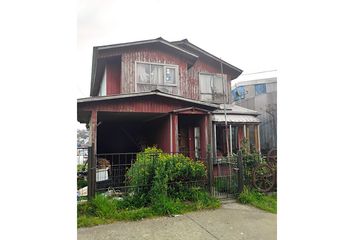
[238,187,277,213]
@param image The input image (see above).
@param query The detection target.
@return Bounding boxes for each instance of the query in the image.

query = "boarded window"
[199,73,225,103]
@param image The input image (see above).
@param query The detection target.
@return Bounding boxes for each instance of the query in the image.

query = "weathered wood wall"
[97,45,232,102]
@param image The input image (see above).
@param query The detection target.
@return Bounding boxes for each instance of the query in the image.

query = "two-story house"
[77,38,260,165]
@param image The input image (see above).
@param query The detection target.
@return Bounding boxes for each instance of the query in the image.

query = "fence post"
[237,151,244,194]
[87,146,96,200]
[207,146,213,194]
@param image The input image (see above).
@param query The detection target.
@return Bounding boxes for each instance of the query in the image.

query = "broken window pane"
[151,64,163,85]
[165,67,176,84]
[137,63,150,83]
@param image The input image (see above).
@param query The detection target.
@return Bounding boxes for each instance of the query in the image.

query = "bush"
[126,147,207,204]
[77,178,87,190]
[77,148,221,228]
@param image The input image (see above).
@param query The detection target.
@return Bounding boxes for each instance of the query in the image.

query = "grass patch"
[77,192,220,228]
[238,187,277,213]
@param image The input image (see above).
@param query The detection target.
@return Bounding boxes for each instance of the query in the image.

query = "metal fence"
[82,147,275,200]
[88,150,208,198]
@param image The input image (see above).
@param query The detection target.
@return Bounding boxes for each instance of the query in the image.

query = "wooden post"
[237,151,244,194]
[87,146,96,200]
[255,125,259,152]
[207,148,213,194]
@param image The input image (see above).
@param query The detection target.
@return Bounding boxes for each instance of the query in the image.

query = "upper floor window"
[136,62,178,94]
[255,83,266,95]
[199,73,224,103]
[233,86,245,101]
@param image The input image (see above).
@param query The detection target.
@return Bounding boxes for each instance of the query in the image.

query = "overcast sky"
[77,0,278,98]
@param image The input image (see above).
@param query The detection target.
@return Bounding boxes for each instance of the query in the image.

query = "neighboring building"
[77,38,261,183]
[231,70,277,152]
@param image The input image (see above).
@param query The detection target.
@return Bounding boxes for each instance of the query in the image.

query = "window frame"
[198,72,226,102]
[135,61,179,93]
[255,83,267,96]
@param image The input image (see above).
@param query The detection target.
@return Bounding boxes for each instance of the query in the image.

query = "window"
[255,83,266,95]
[199,73,225,103]
[136,62,178,94]
[233,86,245,101]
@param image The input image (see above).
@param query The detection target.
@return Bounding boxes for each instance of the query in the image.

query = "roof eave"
[172,40,243,79]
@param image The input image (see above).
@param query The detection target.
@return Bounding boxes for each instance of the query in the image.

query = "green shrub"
[77,148,221,228]
[126,147,207,204]
[77,178,87,190]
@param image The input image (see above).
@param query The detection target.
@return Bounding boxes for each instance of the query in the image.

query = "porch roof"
[77,90,219,123]
[212,114,260,123]
[213,104,259,116]
[78,90,219,108]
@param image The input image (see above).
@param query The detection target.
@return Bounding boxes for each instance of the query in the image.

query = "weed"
[238,187,277,213]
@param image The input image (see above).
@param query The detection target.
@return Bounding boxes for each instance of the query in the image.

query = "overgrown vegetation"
[239,139,264,185]
[238,187,276,213]
[77,179,88,190]
[78,147,220,228]
[214,175,238,194]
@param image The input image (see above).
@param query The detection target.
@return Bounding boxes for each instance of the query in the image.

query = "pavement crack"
[185,215,220,240]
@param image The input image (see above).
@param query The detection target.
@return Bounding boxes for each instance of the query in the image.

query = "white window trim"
[135,61,179,93]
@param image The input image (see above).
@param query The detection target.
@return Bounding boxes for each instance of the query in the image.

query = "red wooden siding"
[146,116,170,153]
[187,57,231,103]
[79,96,209,114]
[97,45,232,102]
[106,60,121,95]
[121,47,188,94]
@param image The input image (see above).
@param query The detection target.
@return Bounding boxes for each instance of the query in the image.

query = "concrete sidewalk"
[77,202,276,240]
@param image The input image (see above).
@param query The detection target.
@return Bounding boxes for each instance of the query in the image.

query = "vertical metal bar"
[220,60,230,158]
[237,151,244,194]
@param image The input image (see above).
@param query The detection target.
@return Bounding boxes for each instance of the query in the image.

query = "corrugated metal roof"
[212,114,260,123]
[213,104,259,115]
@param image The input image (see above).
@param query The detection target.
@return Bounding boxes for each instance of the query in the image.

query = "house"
[232,70,277,152]
[77,38,261,189]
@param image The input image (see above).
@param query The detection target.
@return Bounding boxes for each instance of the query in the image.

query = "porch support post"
[171,113,178,153]
[243,124,246,139]
[257,125,261,152]
[255,124,261,152]
[207,113,213,193]
[88,110,97,199]
[229,124,233,154]
[200,114,208,160]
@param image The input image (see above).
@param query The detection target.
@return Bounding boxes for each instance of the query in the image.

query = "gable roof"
[171,39,243,79]
[90,37,198,96]
[90,37,243,96]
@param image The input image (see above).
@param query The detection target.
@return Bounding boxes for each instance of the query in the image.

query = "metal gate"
[211,151,244,199]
